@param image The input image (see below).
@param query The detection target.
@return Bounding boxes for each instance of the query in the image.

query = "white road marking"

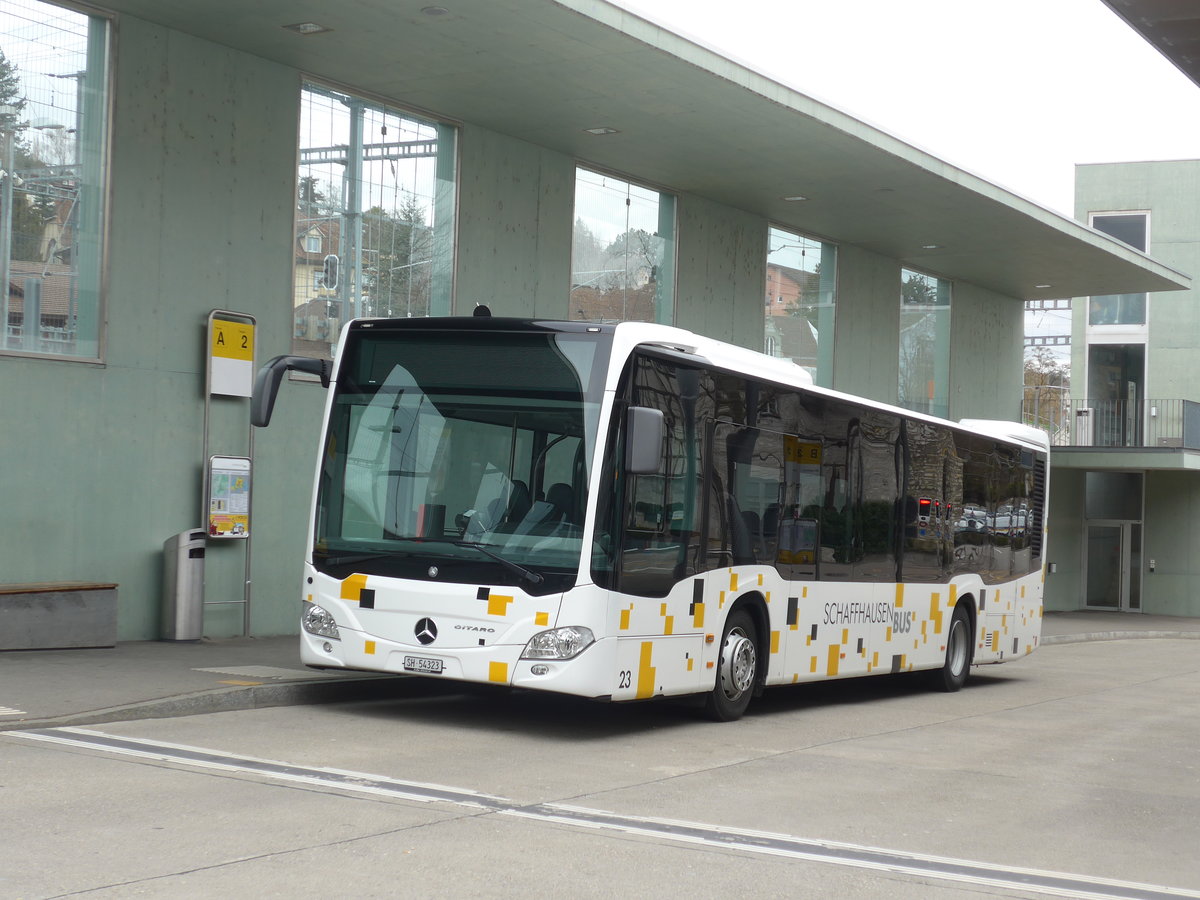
[8,726,504,808]
[0,706,27,717]
[8,726,1200,900]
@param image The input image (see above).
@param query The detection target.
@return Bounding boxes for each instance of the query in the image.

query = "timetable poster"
[208,456,251,538]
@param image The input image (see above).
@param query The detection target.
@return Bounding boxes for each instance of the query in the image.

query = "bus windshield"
[313,326,609,592]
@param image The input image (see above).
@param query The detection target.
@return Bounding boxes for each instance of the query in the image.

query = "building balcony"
[1023,397,1200,456]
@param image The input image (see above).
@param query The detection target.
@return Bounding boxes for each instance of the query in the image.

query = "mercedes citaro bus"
[252,316,1048,720]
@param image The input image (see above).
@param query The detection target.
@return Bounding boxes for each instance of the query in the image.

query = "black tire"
[933,604,973,692]
[704,608,759,721]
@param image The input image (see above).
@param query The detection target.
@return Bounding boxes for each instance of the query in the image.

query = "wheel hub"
[719,629,756,699]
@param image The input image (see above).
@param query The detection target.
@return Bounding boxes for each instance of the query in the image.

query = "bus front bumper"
[300,627,618,700]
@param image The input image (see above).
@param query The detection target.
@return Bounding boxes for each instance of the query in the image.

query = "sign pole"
[204,310,257,637]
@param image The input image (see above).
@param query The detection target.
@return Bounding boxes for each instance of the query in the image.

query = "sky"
[611,0,1200,217]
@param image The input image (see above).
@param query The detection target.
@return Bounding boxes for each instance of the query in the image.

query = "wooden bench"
[0,582,118,650]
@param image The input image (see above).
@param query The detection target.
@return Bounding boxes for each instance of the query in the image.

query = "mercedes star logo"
[414,617,438,645]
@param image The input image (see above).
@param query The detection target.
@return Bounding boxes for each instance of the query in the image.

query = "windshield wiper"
[454,540,545,585]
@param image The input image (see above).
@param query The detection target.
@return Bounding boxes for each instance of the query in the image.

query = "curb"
[6,632,1199,731]
[1043,631,1200,646]
[0,675,405,733]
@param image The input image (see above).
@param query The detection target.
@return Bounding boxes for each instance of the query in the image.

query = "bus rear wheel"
[933,605,972,692]
[705,609,758,721]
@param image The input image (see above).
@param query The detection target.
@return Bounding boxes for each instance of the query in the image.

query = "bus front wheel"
[933,605,972,692]
[705,609,758,721]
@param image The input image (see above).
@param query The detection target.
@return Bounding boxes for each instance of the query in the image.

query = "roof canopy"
[1103,0,1200,89]
[99,0,1189,299]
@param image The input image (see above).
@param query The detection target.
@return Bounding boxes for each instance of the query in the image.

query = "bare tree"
[1023,346,1070,441]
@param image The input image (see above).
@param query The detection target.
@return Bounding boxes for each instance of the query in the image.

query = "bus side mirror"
[626,406,664,475]
[252,355,332,427]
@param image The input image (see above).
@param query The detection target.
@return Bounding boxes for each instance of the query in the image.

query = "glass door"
[1085,520,1141,611]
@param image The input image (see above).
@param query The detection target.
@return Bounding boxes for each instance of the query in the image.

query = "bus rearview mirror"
[251,355,332,427]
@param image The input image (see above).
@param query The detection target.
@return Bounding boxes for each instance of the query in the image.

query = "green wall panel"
[0,13,1046,643]
[673,195,766,350]
[948,281,1023,421]
[1063,161,1200,618]
[1076,161,1200,400]
[0,17,324,640]
[830,245,899,404]
[1143,471,1200,617]
[1043,468,1084,611]
[454,125,574,318]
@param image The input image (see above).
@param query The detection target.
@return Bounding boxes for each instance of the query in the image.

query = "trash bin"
[162,529,206,641]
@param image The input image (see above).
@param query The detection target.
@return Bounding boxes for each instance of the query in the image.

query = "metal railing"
[1022,397,1200,449]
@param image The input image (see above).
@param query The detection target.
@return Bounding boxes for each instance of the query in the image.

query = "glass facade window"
[764,226,836,386]
[294,81,456,357]
[898,268,951,419]
[570,167,675,324]
[1088,212,1148,326]
[0,0,109,359]
[1084,343,1145,447]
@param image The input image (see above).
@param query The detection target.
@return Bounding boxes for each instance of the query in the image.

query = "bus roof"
[606,320,1048,455]
[339,317,1047,455]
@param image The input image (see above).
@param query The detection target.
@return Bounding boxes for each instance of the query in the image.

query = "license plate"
[403,655,443,674]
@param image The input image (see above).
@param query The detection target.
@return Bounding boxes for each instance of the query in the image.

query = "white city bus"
[253,316,1049,720]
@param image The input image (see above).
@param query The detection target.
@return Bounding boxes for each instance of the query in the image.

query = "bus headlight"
[303,604,340,640]
[522,626,594,660]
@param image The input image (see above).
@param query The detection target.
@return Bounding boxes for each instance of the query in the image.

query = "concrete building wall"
[831,244,901,403]
[830,247,1023,421]
[455,126,575,317]
[0,13,1038,640]
[1143,470,1200,616]
[948,281,1024,421]
[1075,160,1200,401]
[454,129,772,347]
[0,18,324,640]
[1044,469,1085,611]
[1058,160,1200,616]
[674,196,766,350]
[110,20,325,638]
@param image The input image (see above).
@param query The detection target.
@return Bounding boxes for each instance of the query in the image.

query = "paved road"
[3,636,1199,899]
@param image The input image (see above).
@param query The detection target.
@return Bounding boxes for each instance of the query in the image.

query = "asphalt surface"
[2,610,1198,731]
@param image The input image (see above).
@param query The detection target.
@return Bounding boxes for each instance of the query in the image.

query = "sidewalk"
[1040,610,1200,643]
[0,635,397,732]
[2,611,1198,731]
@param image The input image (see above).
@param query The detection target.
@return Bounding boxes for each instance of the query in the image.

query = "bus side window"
[853,414,900,582]
[953,432,995,581]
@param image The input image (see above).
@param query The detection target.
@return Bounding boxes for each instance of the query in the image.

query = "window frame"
[764,224,838,386]
[0,0,113,364]
[569,164,677,325]
[292,77,459,359]
[1086,210,1151,331]
[898,266,952,419]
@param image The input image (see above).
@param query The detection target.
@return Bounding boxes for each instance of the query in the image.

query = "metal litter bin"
[162,529,206,640]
